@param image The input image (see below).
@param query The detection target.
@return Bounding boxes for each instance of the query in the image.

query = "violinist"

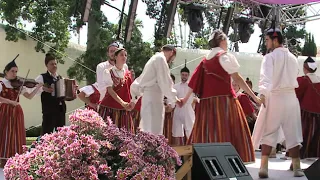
[0,59,42,168]
[35,53,66,135]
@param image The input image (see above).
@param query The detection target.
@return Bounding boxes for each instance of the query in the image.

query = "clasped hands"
[121,101,135,111]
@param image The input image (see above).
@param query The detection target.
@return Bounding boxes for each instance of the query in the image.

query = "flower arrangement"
[4,109,181,180]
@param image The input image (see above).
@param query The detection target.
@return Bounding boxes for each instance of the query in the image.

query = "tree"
[0,0,153,84]
[142,0,170,51]
[0,0,107,84]
[302,33,317,57]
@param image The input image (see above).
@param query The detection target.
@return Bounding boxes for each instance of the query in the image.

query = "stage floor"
[0,152,316,180]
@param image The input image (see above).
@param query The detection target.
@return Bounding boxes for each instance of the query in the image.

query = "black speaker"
[305,159,320,180]
[192,143,253,180]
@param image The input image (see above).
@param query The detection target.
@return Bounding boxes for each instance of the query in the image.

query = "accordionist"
[35,53,66,135]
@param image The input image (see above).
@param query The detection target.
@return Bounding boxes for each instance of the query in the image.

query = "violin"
[0,73,39,89]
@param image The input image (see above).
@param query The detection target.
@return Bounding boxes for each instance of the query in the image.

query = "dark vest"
[40,72,66,114]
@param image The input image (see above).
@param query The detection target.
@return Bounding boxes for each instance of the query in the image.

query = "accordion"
[55,78,77,101]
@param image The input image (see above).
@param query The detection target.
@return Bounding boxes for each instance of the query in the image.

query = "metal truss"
[179,0,320,25]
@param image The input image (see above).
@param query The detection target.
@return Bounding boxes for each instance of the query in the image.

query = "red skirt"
[0,104,26,165]
[99,106,135,133]
[187,95,255,163]
[300,109,320,159]
[131,110,141,133]
[163,112,174,145]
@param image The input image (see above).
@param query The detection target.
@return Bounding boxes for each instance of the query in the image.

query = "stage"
[0,152,315,180]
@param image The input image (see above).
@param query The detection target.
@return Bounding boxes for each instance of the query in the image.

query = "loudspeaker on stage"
[192,142,253,180]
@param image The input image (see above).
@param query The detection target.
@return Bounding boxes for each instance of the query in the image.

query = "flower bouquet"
[4,109,181,180]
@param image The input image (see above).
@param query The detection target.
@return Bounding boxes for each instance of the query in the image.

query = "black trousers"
[41,106,66,135]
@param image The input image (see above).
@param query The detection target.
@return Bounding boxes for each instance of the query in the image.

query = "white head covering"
[307,62,318,70]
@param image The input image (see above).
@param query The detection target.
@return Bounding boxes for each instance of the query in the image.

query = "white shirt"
[0,78,27,94]
[96,60,128,100]
[174,82,194,105]
[206,47,240,74]
[306,73,320,83]
[100,66,126,90]
[259,47,299,96]
[34,71,59,95]
[130,52,177,104]
[79,82,98,97]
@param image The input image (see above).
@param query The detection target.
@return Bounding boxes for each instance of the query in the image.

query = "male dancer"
[129,44,180,135]
[96,42,128,100]
[252,27,304,178]
[35,53,66,135]
[172,60,195,145]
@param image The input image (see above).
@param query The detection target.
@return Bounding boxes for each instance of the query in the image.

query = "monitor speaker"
[304,159,320,180]
[192,142,253,180]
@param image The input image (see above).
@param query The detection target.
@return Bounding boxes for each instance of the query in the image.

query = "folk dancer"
[295,56,320,159]
[232,81,257,134]
[172,61,195,146]
[251,27,304,178]
[78,82,100,111]
[96,42,128,101]
[180,30,260,163]
[163,74,176,145]
[0,59,42,168]
[129,44,180,135]
[35,53,67,135]
[130,69,142,132]
[98,48,134,133]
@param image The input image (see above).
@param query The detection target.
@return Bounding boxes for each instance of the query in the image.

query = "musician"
[98,48,134,133]
[78,82,100,111]
[0,59,42,168]
[35,53,66,135]
[96,42,128,101]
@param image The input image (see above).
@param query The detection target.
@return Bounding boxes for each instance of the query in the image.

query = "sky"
[70,1,320,53]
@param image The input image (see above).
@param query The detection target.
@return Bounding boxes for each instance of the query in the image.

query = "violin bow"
[15,69,30,102]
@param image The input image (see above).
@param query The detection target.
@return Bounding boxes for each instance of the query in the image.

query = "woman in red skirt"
[0,59,42,168]
[131,98,141,132]
[78,82,100,112]
[98,48,134,133]
[180,30,261,163]
[232,81,257,134]
[295,56,320,159]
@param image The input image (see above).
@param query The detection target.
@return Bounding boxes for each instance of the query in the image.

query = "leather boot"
[259,155,269,178]
[292,158,305,177]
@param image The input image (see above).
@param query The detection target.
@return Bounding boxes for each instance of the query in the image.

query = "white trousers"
[252,90,303,150]
[139,86,165,135]
[172,104,195,138]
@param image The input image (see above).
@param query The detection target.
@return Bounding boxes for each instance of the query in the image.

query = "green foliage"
[302,33,317,57]
[1,0,153,84]
[0,0,82,62]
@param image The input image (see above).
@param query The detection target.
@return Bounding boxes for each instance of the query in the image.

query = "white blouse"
[101,66,126,91]
[206,47,240,74]
[0,78,27,94]
[79,82,98,97]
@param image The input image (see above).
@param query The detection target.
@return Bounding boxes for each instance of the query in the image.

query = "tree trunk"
[86,0,102,84]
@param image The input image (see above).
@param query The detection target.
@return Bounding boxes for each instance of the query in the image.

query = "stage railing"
[173,145,193,180]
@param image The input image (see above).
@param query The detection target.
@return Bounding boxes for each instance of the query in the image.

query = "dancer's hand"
[179,98,187,107]
[165,105,173,112]
[88,102,98,110]
[10,100,19,106]
[126,102,135,111]
[259,94,266,108]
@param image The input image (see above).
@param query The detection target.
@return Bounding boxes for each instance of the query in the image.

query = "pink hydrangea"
[4,109,181,179]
